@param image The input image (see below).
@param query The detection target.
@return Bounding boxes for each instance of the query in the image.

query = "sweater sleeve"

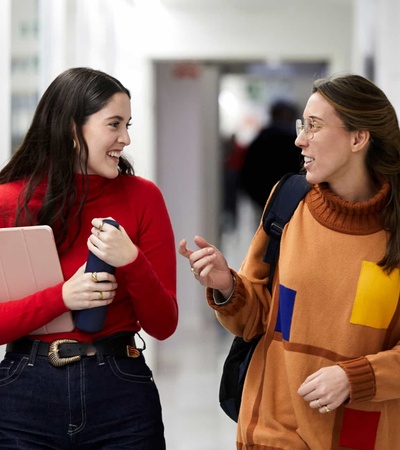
[205,219,274,341]
[0,284,69,344]
[337,356,376,402]
[0,183,71,344]
[119,182,178,341]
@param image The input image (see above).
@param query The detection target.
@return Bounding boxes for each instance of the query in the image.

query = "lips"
[304,156,314,166]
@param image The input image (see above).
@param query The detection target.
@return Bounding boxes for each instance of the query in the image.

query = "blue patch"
[275,284,296,341]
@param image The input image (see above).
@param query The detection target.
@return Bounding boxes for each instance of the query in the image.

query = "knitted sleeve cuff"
[206,269,246,316]
[337,356,376,403]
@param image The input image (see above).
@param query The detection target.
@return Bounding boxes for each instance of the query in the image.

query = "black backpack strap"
[262,173,310,289]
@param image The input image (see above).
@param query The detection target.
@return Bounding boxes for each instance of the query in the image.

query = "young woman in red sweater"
[0,68,178,449]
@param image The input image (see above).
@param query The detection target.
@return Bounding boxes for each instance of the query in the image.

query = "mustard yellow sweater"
[208,181,400,450]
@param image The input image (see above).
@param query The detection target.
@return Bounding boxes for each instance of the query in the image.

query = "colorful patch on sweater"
[339,408,380,450]
[351,261,400,329]
[275,284,296,341]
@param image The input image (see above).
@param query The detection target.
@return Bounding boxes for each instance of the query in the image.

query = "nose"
[118,127,131,146]
[295,132,307,148]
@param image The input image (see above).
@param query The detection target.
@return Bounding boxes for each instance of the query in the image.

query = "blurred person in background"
[222,133,248,231]
[240,99,302,221]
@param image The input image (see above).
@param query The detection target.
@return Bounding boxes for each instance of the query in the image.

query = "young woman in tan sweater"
[180,74,400,450]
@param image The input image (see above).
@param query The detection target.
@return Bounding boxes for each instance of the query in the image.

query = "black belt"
[6,333,143,368]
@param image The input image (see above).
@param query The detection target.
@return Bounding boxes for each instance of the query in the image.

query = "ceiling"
[160,0,289,12]
[160,0,352,12]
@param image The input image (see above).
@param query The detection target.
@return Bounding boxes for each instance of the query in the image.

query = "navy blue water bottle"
[74,219,119,332]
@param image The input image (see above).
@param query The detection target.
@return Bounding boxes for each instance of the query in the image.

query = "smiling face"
[295,92,371,197]
[76,92,131,178]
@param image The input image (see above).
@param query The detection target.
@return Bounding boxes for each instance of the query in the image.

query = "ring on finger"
[98,220,105,232]
[316,399,322,409]
[324,406,331,413]
[98,291,104,300]
[191,267,199,276]
[91,272,98,283]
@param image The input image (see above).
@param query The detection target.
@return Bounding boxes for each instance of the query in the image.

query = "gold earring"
[73,139,77,149]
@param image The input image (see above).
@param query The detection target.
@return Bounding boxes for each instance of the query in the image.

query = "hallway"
[155,195,258,449]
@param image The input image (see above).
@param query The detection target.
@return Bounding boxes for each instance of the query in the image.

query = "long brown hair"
[313,74,400,272]
[0,67,135,250]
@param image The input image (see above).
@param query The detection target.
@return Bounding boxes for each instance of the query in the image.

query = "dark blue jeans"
[0,343,166,449]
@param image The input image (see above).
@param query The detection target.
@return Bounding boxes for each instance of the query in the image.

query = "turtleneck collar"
[305,181,390,235]
[74,174,110,201]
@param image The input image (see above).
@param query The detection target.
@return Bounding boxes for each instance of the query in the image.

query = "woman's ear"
[71,121,79,150]
[351,130,370,153]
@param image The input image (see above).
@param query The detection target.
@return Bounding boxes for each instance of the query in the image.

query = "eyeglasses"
[296,118,347,140]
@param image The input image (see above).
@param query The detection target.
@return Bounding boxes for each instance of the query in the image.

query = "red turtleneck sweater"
[0,174,178,344]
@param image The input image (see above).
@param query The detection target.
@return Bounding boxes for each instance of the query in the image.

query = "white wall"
[155,62,221,331]
[0,0,11,360]
[0,0,11,169]
[127,2,353,66]
[374,0,400,113]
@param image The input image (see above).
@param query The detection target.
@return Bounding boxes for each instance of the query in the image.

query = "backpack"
[219,173,310,422]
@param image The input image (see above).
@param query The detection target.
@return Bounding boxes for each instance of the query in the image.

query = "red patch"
[340,408,380,450]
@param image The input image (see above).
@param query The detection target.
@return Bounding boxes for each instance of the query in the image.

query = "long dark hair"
[0,67,134,250]
[313,74,400,272]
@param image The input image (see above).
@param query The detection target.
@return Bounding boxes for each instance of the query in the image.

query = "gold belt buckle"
[126,345,140,358]
[48,339,81,367]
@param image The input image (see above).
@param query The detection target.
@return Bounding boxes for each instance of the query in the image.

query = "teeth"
[304,156,314,163]
[107,151,120,158]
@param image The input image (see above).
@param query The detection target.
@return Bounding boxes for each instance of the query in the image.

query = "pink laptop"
[0,225,74,334]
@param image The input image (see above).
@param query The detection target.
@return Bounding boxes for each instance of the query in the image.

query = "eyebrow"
[308,115,326,122]
[105,115,132,122]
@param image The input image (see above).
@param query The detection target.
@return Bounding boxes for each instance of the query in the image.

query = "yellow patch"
[351,261,400,329]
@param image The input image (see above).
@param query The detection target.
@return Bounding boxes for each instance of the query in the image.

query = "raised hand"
[179,235,234,299]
